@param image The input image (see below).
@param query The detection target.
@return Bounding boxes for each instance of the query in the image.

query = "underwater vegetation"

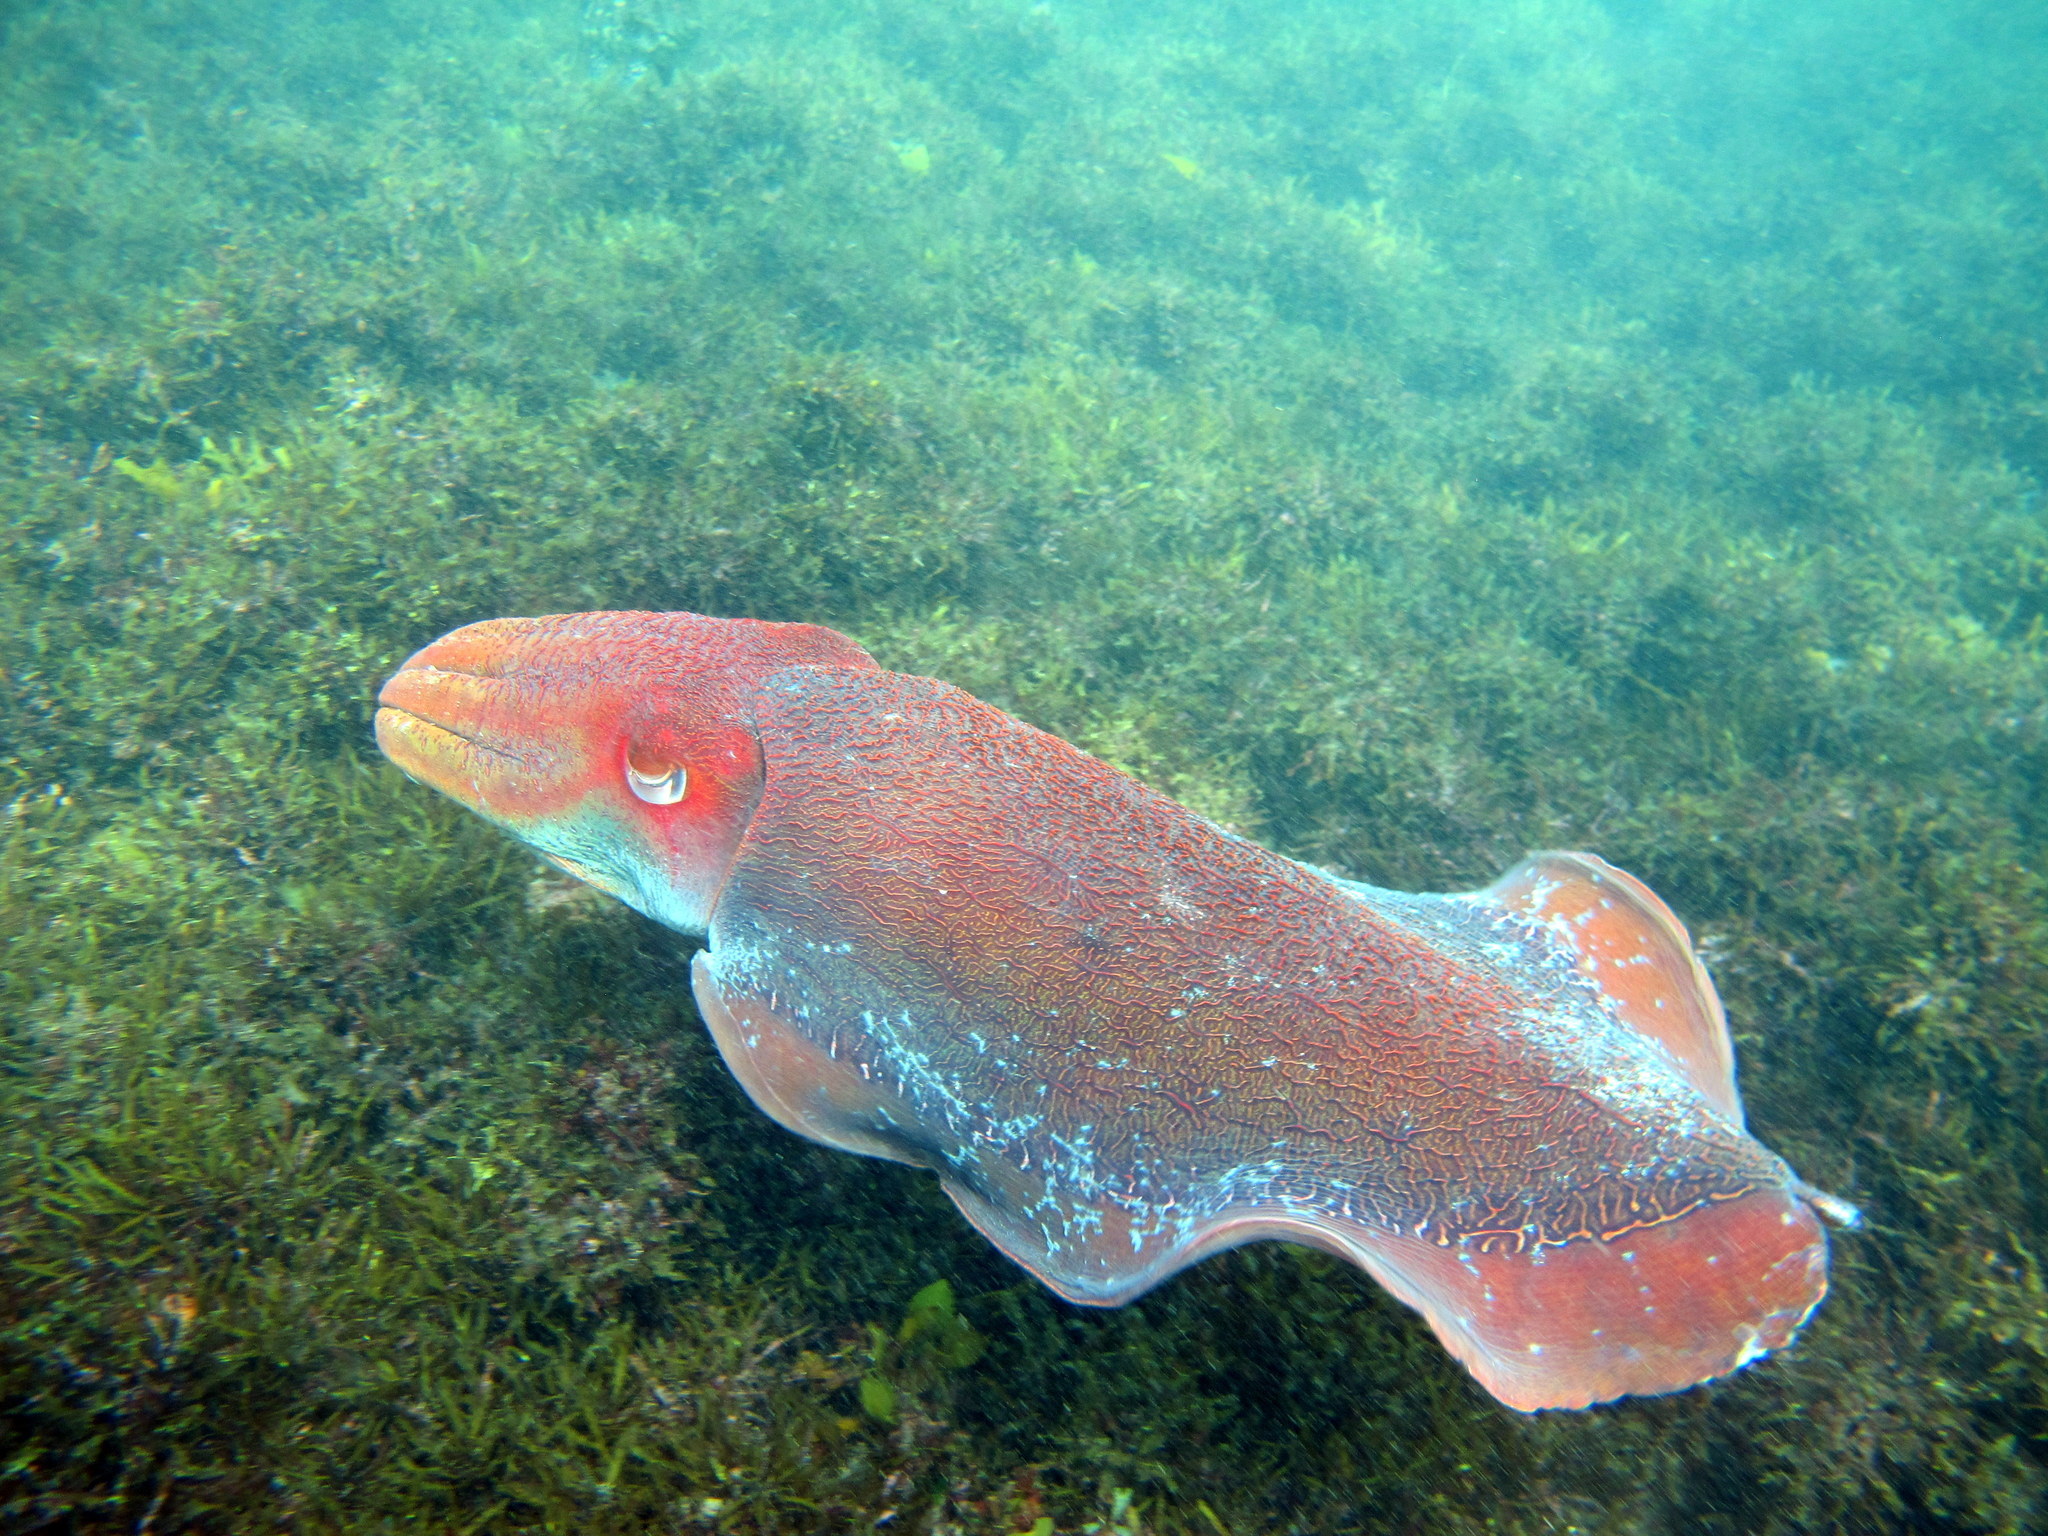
[2,0,2047,1530]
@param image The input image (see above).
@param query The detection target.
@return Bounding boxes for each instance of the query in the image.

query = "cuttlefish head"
[375,610,876,934]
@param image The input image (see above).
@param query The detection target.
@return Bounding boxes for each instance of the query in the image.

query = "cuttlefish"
[375,610,1855,1412]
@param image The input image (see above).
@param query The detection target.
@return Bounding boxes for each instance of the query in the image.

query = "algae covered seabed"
[3,1,2046,1530]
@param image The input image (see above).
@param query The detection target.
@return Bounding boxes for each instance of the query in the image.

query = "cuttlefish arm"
[376,610,1856,1413]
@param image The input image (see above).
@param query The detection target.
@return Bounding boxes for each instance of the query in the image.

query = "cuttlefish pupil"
[626,761,687,804]
[374,608,1856,1413]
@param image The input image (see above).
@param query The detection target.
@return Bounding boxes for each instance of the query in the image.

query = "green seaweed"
[3,0,2047,1530]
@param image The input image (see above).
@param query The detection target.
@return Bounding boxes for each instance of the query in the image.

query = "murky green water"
[4,2,2046,1530]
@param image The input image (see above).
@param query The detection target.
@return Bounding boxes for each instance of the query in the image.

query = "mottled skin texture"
[376,610,1852,1412]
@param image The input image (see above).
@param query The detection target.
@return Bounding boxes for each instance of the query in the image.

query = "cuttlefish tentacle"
[375,610,1855,1413]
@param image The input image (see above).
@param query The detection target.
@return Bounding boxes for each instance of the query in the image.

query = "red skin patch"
[1487,851,1743,1124]
[1336,1187,1829,1411]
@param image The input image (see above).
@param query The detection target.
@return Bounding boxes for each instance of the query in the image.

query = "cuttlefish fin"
[939,1163,1833,1413]
[1339,1188,1831,1411]
[1484,850,1742,1124]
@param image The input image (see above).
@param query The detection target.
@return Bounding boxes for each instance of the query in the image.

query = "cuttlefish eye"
[625,761,688,805]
